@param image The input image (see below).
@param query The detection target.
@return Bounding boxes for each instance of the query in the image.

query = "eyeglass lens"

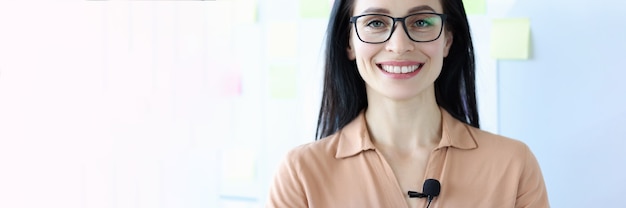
[354,13,444,43]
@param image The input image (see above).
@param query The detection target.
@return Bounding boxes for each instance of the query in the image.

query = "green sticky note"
[490,18,531,60]
[269,65,298,99]
[300,0,331,18]
[463,0,486,15]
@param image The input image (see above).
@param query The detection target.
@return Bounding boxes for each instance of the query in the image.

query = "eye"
[414,19,431,27]
[367,20,386,28]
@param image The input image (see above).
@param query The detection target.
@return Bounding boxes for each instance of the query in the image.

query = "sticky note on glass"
[300,0,331,18]
[233,0,257,24]
[463,0,486,15]
[221,148,257,183]
[490,18,531,60]
[220,71,242,97]
[269,65,297,99]
[267,22,298,59]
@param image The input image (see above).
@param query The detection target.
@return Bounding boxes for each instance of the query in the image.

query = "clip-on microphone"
[407,179,440,208]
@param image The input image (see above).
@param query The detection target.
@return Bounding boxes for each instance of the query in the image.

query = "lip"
[376,61,422,66]
[376,61,424,79]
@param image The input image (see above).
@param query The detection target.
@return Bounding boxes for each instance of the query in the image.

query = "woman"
[267,0,549,207]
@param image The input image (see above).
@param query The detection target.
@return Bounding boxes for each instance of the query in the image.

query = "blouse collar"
[335,107,479,159]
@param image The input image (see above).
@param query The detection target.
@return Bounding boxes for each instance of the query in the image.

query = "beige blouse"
[267,109,549,208]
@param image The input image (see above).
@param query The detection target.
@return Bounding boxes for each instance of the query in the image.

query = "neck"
[364,86,442,151]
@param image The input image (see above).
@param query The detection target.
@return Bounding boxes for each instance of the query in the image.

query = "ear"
[347,39,356,60]
[443,31,453,57]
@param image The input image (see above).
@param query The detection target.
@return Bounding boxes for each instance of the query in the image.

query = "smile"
[377,64,423,74]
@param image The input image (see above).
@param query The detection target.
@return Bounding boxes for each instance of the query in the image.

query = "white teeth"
[401,66,409,73]
[381,65,420,74]
[394,66,401,73]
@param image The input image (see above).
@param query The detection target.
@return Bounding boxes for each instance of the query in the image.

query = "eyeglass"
[349,13,447,44]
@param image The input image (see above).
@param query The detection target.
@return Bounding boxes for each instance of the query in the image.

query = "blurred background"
[0,0,624,207]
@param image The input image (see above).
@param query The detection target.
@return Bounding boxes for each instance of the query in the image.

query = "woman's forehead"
[351,0,444,15]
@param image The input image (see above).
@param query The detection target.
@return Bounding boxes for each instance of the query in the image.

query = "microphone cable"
[425,195,434,208]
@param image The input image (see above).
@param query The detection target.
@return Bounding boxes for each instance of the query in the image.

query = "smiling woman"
[266,0,550,207]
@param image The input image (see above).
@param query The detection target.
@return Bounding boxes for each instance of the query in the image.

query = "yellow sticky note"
[269,65,297,99]
[490,18,531,60]
[463,0,486,15]
[267,22,298,59]
[233,0,257,24]
[300,0,331,18]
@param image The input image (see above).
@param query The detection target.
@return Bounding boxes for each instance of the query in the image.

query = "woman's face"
[347,0,452,101]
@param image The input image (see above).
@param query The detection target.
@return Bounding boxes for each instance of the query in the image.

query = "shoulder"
[441,108,529,155]
[268,135,344,207]
[281,132,343,170]
[456,124,542,181]
[447,125,550,207]
[459,124,535,166]
[466,125,531,153]
[462,127,549,206]
[283,112,370,166]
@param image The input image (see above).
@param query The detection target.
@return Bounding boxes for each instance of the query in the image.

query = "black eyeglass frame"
[349,12,448,44]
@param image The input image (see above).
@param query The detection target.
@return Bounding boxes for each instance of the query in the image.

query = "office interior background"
[0,0,624,207]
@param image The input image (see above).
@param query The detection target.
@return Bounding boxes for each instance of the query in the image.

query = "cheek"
[353,45,381,75]
[351,43,381,78]
[422,41,448,61]
[352,42,379,61]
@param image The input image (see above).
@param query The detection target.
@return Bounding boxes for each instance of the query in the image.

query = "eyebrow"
[361,5,436,14]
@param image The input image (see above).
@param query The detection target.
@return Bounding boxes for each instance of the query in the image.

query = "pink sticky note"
[220,71,242,97]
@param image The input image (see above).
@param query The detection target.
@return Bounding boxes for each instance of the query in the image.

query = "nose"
[385,24,415,54]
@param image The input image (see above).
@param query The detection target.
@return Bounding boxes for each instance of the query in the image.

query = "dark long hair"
[315,0,479,140]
